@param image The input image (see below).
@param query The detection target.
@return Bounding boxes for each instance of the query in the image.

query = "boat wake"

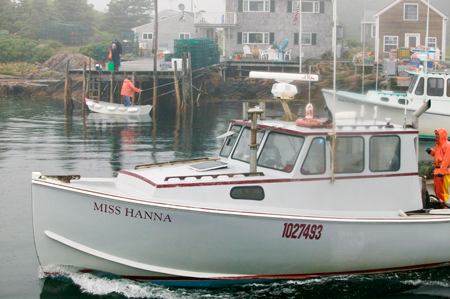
[38,265,450,298]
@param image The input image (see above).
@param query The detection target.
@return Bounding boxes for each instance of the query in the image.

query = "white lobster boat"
[322,71,450,139]
[32,88,450,287]
[85,98,152,116]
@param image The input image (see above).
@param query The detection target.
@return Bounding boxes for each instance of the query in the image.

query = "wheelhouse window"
[415,77,424,95]
[142,33,153,40]
[301,137,325,175]
[427,78,444,97]
[384,36,398,53]
[219,125,242,157]
[370,136,400,172]
[242,32,269,44]
[179,33,190,39]
[301,1,319,13]
[258,132,304,172]
[447,79,450,97]
[427,37,437,48]
[232,127,264,163]
[404,4,418,21]
[408,75,419,94]
[334,137,364,173]
[243,0,269,12]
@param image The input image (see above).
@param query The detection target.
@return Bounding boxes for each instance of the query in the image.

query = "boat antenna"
[362,0,366,96]
[331,0,338,182]
[425,0,430,74]
[308,65,311,103]
[299,0,302,72]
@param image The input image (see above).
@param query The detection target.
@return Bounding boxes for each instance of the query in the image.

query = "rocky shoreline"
[0,53,380,105]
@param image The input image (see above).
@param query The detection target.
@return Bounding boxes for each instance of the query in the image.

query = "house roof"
[374,0,448,20]
[131,10,195,30]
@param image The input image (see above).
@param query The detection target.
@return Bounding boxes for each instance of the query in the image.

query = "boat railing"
[135,158,218,169]
[164,172,264,182]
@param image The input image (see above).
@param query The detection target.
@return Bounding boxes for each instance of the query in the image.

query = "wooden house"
[374,0,448,61]
[225,0,336,60]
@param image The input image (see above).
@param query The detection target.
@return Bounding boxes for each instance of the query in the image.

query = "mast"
[299,0,302,72]
[331,0,337,182]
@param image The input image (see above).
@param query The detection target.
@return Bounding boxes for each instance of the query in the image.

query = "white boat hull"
[322,89,450,139]
[85,99,152,116]
[32,176,450,286]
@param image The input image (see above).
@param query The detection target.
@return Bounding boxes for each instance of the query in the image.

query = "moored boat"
[85,98,152,116]
[322,71,450,139]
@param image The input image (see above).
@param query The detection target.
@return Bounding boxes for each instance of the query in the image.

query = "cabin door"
[405,33,420,48]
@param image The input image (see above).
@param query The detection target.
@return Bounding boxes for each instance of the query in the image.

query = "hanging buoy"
[305,103,313,119]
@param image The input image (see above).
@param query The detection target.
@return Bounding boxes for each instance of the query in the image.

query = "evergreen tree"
[103,0,154,35]
[15,0,58,39]
[53,0,95,27]
[0,0,17,33]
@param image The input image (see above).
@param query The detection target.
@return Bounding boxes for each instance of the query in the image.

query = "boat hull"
[32,179,450,287]
[322,89,449,139]
[85,99,152,116]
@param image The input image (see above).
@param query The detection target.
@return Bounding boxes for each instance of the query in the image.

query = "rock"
[42,52,96,71]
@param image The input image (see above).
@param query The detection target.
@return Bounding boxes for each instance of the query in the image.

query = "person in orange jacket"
[426,128,450,206]
[121,78,141,107]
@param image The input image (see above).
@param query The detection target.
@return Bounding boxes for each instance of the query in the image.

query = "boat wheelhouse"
[322,71,450,139]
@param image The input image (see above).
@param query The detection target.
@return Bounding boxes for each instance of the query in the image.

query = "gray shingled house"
[225,0,335,60]
[131,10,196,53]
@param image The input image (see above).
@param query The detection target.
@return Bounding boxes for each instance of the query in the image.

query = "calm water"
[0,96,448,299]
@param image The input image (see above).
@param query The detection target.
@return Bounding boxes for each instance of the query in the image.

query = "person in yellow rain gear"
[426,128,450,207]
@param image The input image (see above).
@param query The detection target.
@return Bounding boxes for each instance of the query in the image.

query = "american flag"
[293,7,300,26]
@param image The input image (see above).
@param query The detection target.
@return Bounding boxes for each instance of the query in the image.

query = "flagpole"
[299,0,302,73]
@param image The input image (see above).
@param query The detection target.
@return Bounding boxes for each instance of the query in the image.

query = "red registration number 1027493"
[282,223,323,240]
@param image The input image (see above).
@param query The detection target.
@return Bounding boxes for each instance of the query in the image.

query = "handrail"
[164,172,264,181]
[135,157,217,169]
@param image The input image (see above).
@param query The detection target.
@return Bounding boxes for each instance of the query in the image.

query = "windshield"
[408,75,419,94]
[232,127,264,163]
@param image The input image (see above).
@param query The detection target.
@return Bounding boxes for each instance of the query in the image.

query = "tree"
[103,0,154,35]
[15,0,58,39]
[53,0,95,27]
[0,0,18,33]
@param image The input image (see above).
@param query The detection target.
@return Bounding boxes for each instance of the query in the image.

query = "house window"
[404,3,418,20]
[427,37,437,48]
[384,36,398,53]
[301,1,319,13]
[371,24,376,38]
[243,0,269,12]
[142,33,153,40]
[302,33,312,45]
[179,33,190,39]
[242,32,269,44]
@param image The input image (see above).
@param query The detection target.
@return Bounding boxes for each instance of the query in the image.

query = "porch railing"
[194,12,236,25]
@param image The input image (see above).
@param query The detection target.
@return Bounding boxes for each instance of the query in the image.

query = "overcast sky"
[88,0,225,13]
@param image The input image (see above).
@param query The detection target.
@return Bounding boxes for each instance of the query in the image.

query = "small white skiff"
[322,71,450,139]
[85,99,152,116]
[32,93,450,287]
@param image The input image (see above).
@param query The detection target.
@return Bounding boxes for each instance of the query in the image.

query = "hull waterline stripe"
[44,230,244,279]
